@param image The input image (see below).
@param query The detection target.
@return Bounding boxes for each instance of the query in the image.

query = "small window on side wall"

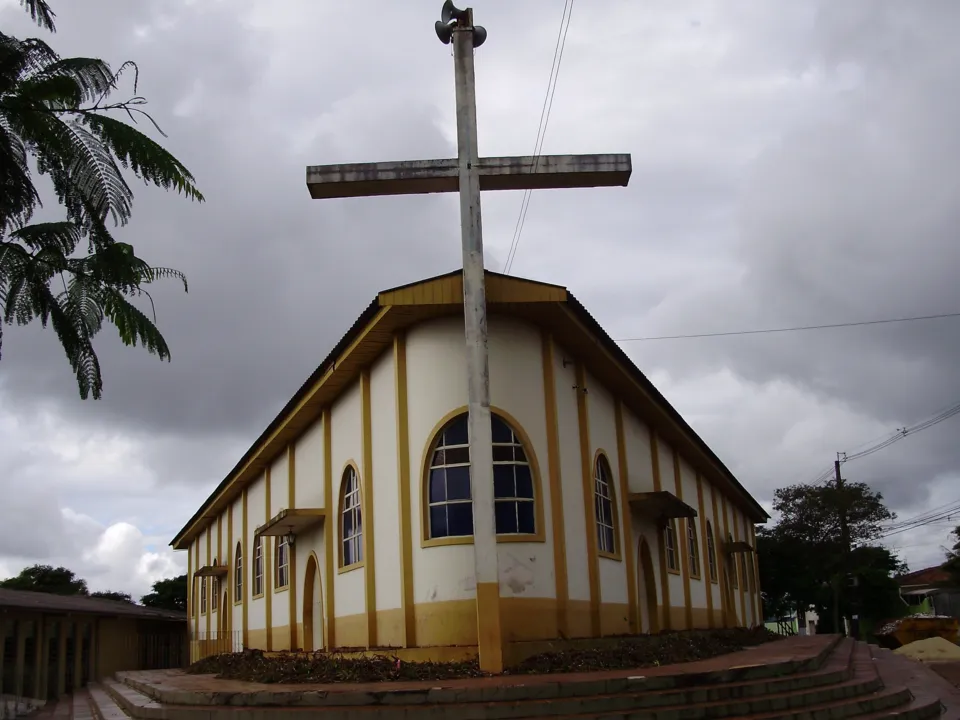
[593,455,617,556]
[341,465,363,568]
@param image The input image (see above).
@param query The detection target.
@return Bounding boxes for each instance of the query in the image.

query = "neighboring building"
[898,566,960,617]
[0,588,186,704]
[171,270,768,665]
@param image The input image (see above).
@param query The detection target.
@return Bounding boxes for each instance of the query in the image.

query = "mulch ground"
[186,627,780,684]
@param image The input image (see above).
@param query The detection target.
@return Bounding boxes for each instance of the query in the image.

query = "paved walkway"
[933,660,960,688]
[124,634,833,698]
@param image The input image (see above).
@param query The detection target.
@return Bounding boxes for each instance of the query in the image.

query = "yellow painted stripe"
[288,444,298,649]
[227,500,233,638]
[541,332,569,637]
[733,509,747,624]
[650,429,670,630]
[695,474,714,627]
[394,333,416,647]
[242,488,249,647]
[205,525,211,639]
[614,399,638,634]
[265,467,272,650]
[673,450,692,630]
[710,482,728,627]
[323,408,336,649]
[720,494,734,626]
[574,362,600,636]
[360,370,377,648]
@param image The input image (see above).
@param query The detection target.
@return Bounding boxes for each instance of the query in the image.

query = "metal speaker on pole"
[472,25,487,47]
[435,20,453,44]
[440,0,463,25]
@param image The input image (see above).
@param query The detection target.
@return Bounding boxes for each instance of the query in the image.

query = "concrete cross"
[305,2,631,673]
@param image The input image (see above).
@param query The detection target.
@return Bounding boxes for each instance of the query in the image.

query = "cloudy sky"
[1,0,958,599]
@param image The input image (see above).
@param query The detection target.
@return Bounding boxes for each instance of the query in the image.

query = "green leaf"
[18,0,57,33]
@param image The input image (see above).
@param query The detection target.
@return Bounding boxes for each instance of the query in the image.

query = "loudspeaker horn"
[435,19,453,44]
[440,0,462,25]
[472,25,487,47]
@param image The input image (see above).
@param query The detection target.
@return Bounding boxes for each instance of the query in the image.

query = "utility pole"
[833,456,851,637]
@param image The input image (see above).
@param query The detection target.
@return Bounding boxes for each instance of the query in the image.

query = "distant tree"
[140,574,186,612]
[90,590,133,603]
[0,564,88,595]
[942,525,960,586]
[1,0,203,399]
[758,481,901,636]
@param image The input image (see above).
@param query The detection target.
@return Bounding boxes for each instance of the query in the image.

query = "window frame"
[706,521,719,584]
[339,464,364,572]
[200,576,208,614]
[421,407,545,548]
[234,542,243,604]
[252,535,265,598]
[211,557,219,611]
[593,452,622,561]
[275,535,290,590]
[686,521,701,579]
[664,521,680,573]
[728,533,739,589]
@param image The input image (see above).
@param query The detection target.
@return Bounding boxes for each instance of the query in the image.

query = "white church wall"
[268,451,290,636]
[655,435,685,616]
[296,417,325,509]
[246,474,266,633]
[270,451,289,515]
[330,378,366,644]
[231,497,243,639]
[490,317,554,601]
[370,347,403,634]
[623,411,654,494]
[406,317,475,610]
[294,524,326,649]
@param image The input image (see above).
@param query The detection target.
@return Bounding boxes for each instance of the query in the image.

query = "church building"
[172,269,767,666]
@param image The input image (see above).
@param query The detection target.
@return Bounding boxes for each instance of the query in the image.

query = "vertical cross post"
[449,8,502,674]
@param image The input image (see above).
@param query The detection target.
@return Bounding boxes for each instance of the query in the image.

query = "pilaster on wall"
[574,362,600,637]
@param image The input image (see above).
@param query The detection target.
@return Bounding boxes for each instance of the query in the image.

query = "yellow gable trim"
[379,273,567,306]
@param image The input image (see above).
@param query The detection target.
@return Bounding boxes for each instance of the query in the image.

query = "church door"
[637,537,660,634]
[302,553,324,651]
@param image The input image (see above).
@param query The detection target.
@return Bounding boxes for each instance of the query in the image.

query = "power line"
[503,0,573,276]
[616,311,960,342]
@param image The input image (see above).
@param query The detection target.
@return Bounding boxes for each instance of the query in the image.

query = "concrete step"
[869,642,960,720]
[86,685,131,720]
[71,692,93,720]
[101,639,904,720]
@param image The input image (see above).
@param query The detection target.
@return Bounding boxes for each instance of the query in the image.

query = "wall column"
[14,620,26,699]
[56,621,67,698]
[31,618,46,700]
[73,621,84,692]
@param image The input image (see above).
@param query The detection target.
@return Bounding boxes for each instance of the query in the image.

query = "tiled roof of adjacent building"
[897,565,953,588]
[0,587,186,621]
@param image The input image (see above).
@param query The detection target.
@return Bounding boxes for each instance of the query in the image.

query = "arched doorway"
[637,537,660,634]
[219,590,230,651]
[302,553,324,651]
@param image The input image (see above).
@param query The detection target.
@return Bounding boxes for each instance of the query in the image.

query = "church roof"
[171,269,767,549]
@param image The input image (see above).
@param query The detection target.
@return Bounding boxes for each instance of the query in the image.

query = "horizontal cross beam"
[306,153,632,199]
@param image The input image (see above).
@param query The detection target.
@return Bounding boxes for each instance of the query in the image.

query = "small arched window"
[276,536,290,588]
[593,455,617,555]
[234,542,243,603]
[706,521,718,582]
[426,413,537,539]
[664,522,679,571]
[686,522,701,578]
[253,536,264,596]
[200,576,208,613]
[341,466,363,568]
[211,558,219,611]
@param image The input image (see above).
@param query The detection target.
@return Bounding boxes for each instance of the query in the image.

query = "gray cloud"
[1,0,957,579]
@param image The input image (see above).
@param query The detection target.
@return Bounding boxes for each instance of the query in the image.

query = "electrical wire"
[502,0,573,276]
[615,311,960,342]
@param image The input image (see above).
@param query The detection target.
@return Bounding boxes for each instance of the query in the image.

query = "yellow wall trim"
[360,370,377,648]
[695,473,715,628]
[394,333,416,648]
[614,399,638,634]
[574,363,601,636]
[541,332,569,639]
[650,429,670,630]
[242,487,249,647]
[673,450,693,630]
[322,408,335,648]
[288,444,298,649]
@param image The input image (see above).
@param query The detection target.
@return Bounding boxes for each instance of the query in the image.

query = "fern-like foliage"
[1,2,203,399]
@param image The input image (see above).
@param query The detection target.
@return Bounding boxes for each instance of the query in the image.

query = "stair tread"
[87,684,132,720]
[71,692,94,720]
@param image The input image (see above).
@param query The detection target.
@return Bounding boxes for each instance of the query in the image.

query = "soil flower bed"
[186,627,779,684]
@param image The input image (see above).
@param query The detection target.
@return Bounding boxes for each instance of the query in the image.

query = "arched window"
[706,521,718,582]
[593,455,617,555]
[253,536,264,596]
[276,536,290,588]
[426,413,537,539]
[200,576,207,613]
[686,522,701,577]
[211,558,219,611]
[664,522,679,571]
[341,466,363,568]
[234,542,243,603]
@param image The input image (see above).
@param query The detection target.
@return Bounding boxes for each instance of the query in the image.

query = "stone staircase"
[28,636,953,719]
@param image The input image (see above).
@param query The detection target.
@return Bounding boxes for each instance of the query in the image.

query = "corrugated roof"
[0,587,186,621]
[898,565,953,588]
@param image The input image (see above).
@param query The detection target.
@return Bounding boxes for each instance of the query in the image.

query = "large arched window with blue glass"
[426,412,537,540]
